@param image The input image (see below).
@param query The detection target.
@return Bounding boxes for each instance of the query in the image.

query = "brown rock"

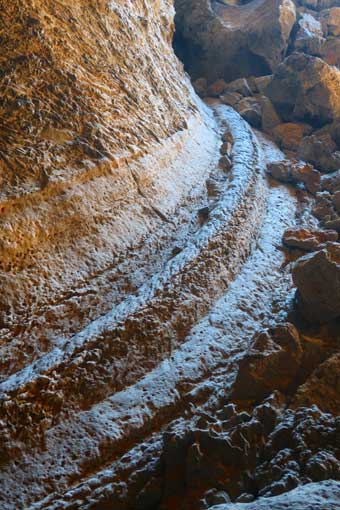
[207,79,227,97]
[293,13,325,56]
[273,122,313,151]
[290,160,321,193]
[291,352,340,415]
[231,324,303,402]
[292,242,340,322]
[224,78,253,97]
[320,37,340,68]
[174,0,296,83]
[219,155,232,172]
[220,91,242,107]
[298,133,340,173]
[282,227,338,251]
[266,53,340,125]
[321,7,340,36]
[192,77,208,97]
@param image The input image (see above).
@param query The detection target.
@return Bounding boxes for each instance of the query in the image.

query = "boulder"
[174,0,296,83]
[220,91,242,107]
[224,78,253,97]
[291,352,340,415]
[320,7,340,36]
[259,96,282,133]
[282,227,338,250]
[273,122,313,151]
[321,169,340,192]
[290,160,321,193]
[298,133,340,172]
[236,97,262,128]
[292,242,340,322]
[207,79,227,97]
[293,13,325,55]
[320,37,340,68]
[265,52,340,125]
[230,324,303,402]
[192,77,208,97]
[267,159,321,193]
[253,75,273,95]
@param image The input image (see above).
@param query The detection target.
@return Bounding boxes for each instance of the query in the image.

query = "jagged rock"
[320,7,340,36]
[273,122,313,151]
[293,13,325,55]
[219,155,232,172]
[291,352,340,414]
[207,79,227,97]
[321,37,340,67]
[230,324,303,402]
[298,133,340,172]
[224,78,253,97]
[267,160,321,193]
[259,96,282,133]
[265,53,340,125]
[283,227,338,250]
[292,242,340,322]
[236,97,263,128]
[321,169,340,192]
[253,75,273,95]
[220,91,242,107]
[267,160,292,182]
[174,0,296,83]
[192,77,208,97]
[290,160,321,193]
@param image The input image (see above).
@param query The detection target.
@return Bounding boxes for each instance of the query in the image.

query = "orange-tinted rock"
[292,242,340,322]
[231,324,303,402]
[266,53,340,125]
[273,123,313,151]
[207,79,227,97]
[283,227,338,250]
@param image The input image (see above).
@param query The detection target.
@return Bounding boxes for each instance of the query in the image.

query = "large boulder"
[292,242,340,322]
[293,13,325,55]
[174,0,296,83]
[230,324,303,402]
[265,52,340,125]
[298,133,340,172]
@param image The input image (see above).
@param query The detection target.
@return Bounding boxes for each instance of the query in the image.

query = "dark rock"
[265,53,340,125]
[292,242,340,322]
[219,155,232,172]
[174,0,296,83]
[192,77,208,97]
[321,169,340,193]
[220,92,242,107]
[298,133,340,173]
[273,122,313,151]
[230,324,303,402]
[293,13,325,55]
[224,78,253,97]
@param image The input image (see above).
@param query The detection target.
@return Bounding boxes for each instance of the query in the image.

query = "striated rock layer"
[0,0,220,371]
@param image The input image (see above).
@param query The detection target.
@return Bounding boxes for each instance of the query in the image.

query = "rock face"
[292,242,340,322]
[0,0,218,339]
[174,0,296,82]
[266,52,340,125]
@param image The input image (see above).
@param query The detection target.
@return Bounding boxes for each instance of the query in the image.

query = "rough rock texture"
[283,227,338,250]
[209,481,340,509]
[174,0,296,82]
[292,242,340,322]
[266,52,340,125]
[0,0,218,351]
